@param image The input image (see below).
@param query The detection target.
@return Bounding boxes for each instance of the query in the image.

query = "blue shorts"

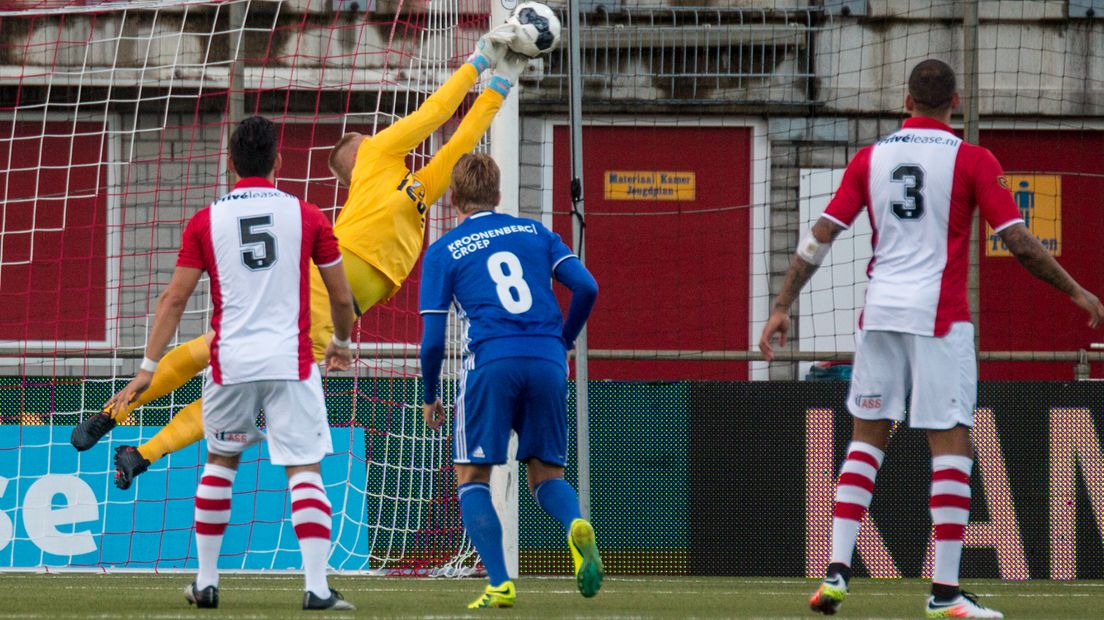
[454,357,568,466]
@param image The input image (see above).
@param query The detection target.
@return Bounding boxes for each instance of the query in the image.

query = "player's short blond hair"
[451,153,500,213]
[328,132,364,187]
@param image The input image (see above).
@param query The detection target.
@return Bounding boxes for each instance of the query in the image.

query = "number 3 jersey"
[177,177,342,385]
[419,211,576,369]
[822,117,1023,337]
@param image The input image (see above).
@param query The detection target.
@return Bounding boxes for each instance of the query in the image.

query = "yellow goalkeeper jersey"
[306,62,505,361]
[334,62,505,296]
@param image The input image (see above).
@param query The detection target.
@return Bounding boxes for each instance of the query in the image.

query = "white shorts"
[201,364,333,466]
[847,322,977,429]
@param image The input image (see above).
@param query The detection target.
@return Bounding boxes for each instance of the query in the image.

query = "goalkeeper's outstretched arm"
[370,28,515,158]
[369,64,482,159]
[416,52,529,205]
[758,217,845,361]
[327,28,516,187]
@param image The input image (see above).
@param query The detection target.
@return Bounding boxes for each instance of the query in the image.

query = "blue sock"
[532,478,583,532]
[458,483,510,587]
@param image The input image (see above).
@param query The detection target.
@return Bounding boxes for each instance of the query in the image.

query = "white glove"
[467,23,517,72]
[493,50,531,85]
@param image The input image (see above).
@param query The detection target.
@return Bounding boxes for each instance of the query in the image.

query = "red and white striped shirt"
[823,117,1023,337]
[177,177,342,385]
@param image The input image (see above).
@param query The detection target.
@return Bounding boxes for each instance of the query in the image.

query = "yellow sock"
[137,398,205,463]
[113,334,210,423]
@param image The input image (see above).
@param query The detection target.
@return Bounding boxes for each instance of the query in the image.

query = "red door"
[553,125,754,380]
[0,122,108,344]
[979,130,1104,379]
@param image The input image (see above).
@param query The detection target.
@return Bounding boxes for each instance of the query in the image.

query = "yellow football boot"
[567,518,604,598]
[467,580,516,609]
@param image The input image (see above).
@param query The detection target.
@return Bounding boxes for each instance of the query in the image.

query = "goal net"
[523,2,1104,385]
[0,0,499,574]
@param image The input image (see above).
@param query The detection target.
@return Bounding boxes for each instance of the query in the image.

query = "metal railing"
[528,6,823,107]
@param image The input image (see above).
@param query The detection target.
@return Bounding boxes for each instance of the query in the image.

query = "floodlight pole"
[567,0,591,521]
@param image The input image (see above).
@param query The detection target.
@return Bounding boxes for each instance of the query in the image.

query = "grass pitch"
[0,574,1100,619]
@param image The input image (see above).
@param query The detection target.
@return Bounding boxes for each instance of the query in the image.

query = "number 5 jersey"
[177,177,342,384]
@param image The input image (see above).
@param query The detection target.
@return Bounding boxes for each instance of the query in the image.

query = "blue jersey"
[419,211,575,369]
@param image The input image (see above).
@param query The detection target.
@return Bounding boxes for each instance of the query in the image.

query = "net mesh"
[0,0,490,573]
[509,2,1104,575]
[2,0,1104,579]
[519,1,1104,382]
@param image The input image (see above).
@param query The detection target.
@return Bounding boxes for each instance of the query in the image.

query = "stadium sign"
[804,407,1098,580]
[603,170,696,201]
[691,382,1104,578]
[0,426,367,569]
[0,473,97,556]
[986,174,1061,257]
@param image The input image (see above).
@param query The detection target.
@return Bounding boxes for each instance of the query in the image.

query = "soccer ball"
[507,2,561,57]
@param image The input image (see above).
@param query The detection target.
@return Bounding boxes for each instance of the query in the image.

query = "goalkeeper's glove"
[493,50,531,86]
[467,24,517,73]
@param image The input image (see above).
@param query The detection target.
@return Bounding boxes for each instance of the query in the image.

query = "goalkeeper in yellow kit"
[72,27,531,489]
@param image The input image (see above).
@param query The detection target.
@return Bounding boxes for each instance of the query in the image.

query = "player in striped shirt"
[72,27,531,488]
[759,60,1103,619]
[110,116,357,610]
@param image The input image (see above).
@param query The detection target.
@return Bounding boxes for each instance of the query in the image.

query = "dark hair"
[908,59,957,113]
[230,116,278,178]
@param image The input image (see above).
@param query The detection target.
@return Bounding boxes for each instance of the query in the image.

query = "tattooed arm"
[999,222,1104,328]
[758,218,847,361]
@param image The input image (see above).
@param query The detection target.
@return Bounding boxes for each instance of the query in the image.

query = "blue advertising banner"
[0,426,366,569]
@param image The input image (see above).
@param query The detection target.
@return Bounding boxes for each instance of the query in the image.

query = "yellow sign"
[604,170,696,201]
[986,174,1061,257]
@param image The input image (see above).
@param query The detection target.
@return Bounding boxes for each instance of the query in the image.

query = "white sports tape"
[140,357,159,373]
[796,230,831,265]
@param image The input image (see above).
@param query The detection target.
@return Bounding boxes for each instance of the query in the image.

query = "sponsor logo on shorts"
[856,394,883,409]
[214,430,249,443]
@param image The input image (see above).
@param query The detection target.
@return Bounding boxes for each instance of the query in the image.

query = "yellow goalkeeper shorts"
[309,248,395,362]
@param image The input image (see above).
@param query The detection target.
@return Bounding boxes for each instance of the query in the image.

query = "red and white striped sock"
[830,441,885,568]
[194,463,236,590]
[930,455,972,590]
[290,471,333,599]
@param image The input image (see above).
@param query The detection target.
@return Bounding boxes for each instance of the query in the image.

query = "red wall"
[0,122,107,342]
[979,130,1104,380]
[553,125,753,380]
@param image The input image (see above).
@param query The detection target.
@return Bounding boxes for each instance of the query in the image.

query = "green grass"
[0,574,1100,619]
